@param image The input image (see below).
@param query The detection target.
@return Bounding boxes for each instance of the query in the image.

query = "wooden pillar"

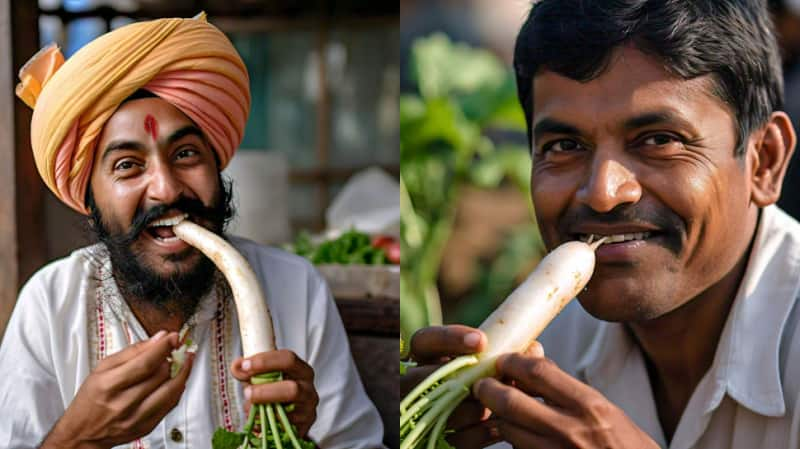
[11,0,46,290]
[0,0,18,340]
[0,0,44,339]
[315,22,330,231]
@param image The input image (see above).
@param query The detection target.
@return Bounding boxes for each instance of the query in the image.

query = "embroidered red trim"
[214,298,234,431]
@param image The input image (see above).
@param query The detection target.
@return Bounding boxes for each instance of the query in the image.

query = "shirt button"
[170,428,183,442]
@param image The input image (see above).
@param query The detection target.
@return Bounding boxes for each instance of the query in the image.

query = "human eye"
[175,146,200,161]
[113,159,139,173]
[541,138,586,154]
[635,133,687,151]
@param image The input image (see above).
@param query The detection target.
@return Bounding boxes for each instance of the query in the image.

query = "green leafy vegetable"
[212,428,247,449]
[212,372,316,449]
[288,229,388,265]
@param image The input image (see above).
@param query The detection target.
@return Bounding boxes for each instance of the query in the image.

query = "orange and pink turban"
[15,12,251,215]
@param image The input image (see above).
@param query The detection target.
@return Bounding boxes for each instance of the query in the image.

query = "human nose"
[146,161,184,205]
[575,157,642,213]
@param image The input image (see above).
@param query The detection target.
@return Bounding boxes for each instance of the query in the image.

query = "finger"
[495,353,594,409]
[445,418,502,449]
[97,331,175,371]
[114,356,173,409]
[287,400,317,438]
[447,398,490,430]
[106,332,181,389]
[245,379,317,406]
[497,420,563,449]
[474,377,569,436]
[136,352,194,421]
[409,325,487,364]
[231,350,314,382]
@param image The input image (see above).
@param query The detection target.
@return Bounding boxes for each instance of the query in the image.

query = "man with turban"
[0,13,385,449]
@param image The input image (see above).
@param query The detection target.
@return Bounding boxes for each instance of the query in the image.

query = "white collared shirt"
[0,236,385,449]
[491,205,800,449]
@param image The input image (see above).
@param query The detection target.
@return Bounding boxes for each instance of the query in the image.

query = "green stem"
[400,387,467,449]
[426,400,461,449]
[400,355,477,413]
[266,404,283,449]
[260,405,268,449]
[400,382,448,429]
[277,404,303,449]
[243,405,258,435]
[400,356,499,449]
[400,176,423,248]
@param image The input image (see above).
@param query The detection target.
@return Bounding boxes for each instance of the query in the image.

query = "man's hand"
[474,353,659,449]
[402,325,505,449]
[231,349,319,438]
[43,330,193,449]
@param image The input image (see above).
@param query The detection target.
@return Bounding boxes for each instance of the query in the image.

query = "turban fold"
[15,12,251,214]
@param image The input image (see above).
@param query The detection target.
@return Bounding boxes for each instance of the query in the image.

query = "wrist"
[41,419,106,449]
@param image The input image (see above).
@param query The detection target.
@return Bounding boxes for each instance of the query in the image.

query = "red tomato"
[371,235,400,264]
[384,241,400,264]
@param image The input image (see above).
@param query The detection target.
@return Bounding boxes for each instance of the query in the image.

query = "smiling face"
[89,96,231,303]
[530,47,764,322]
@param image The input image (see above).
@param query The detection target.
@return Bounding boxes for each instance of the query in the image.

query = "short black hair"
[513,0,784,156]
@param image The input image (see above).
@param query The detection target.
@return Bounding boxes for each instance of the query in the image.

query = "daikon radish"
[173,219,275,357]
[172,219,313,449]
[400,239,606,449]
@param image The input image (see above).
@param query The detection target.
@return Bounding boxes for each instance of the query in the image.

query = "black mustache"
[560,204,685,254]
[117,196,225,246]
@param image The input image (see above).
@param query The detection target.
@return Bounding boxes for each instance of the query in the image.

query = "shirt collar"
[712,205,800,416]
[578,205,800,418]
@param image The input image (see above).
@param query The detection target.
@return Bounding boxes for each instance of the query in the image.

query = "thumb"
[522,340,545,358]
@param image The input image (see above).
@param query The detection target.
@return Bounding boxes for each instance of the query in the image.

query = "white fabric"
[0,236,385,449]
[490,205,800,449]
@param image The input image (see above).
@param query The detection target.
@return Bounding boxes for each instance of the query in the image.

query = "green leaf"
[411,33,507,100]
[469,146,531,190]
[212,428,246,449]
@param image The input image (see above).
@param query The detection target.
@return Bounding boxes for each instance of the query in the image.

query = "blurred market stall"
[400,0,546,346]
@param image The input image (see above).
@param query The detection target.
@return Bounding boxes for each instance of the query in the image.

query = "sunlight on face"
[530,47,759,321]
[89,97,222,280]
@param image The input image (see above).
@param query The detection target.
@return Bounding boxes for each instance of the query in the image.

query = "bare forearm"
[40,418,106,449]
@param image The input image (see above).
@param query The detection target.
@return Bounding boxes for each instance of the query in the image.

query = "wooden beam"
[0,0,17,339]
[335,297,399,337]
[12,0,45,291]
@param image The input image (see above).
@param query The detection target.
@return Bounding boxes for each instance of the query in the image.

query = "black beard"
[86,176,235,319]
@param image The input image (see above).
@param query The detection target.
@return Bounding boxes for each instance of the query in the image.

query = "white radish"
[172,220,276,357]
[173,219,313,449]
[400,239,605,449]
[479,240,598,359]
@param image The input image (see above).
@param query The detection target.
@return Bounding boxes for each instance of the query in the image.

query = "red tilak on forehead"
[144,114,158,141]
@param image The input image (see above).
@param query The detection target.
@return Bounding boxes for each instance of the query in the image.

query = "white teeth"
[149,213,188,227]
[581,232,651,244]
[156,236,180,243]
[155,235,181,243]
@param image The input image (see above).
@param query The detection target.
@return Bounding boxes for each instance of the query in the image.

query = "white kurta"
[490,205,800,449]
[0,236,385,449]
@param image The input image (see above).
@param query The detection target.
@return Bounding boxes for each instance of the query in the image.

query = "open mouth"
[577,232,653,245]
[145,213,188,243]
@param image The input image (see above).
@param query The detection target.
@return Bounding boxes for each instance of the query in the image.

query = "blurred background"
[400,0,543,345]
[399,0,800,346]
[0,0,398,446]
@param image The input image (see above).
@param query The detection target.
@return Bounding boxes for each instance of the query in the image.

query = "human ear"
[750,111,796,207]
